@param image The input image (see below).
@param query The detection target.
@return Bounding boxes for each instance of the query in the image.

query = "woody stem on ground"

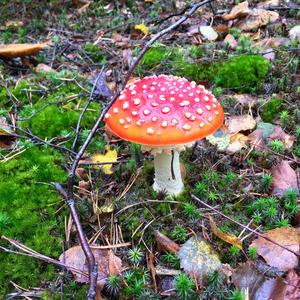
[56,1,216,299]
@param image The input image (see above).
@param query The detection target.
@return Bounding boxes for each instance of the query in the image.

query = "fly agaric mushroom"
[105,75,224,195]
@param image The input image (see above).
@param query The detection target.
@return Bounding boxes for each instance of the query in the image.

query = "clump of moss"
[0,145,67,295]
[260,96,283,122]
[137,45,270,93]
[212,55,270,92]
[82,42,107,64]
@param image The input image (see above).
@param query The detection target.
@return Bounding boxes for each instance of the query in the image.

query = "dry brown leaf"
[59,246,122,288]
[224,34,238,49]
[0,117,15,149]
[236,9,279,31]
[223,1,250,20]
[227,114,256,133]
[154,230,180,254]
[232,261,266,298]
[253,37,290,51]
[233,94,258,106]
[209,216,243,249]
[250,227,300,271]
[0,43,48,58]
[256,0,280,9]
[269,126,294,149]
[271,161,298,196]
[35,63,55,73]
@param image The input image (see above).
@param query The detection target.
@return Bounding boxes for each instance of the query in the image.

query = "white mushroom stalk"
[153,150,183,195]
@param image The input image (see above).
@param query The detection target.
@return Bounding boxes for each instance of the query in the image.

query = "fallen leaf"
[154,230,180,254]
[233,94,258,106]
[223,1,250,20]
[59,246,122,289]
[97,199,114,214]
[199,26,218,41]
[232,261,266,298]
[5,20,23,28]
[226,133,249,153]
[289,25,300,41]
[250,227,300,271]
[178,237,222,281]
[269,126,294,149]
[227,114,256,134]
[283,269,300,300]
[35,63,55,73]
[236,9,279,31]
[271,161,299,196]
[0,43,48,58]
[134,24,149,36]
[256,0,280,9]
[215,24,229,35]
[253,37,290,51]
[90,72,113,98]
[224,34,238,49]
[91,146,117,175]
[209,216,243,249]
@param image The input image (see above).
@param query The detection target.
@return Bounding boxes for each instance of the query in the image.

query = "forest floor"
[0,0,300,299]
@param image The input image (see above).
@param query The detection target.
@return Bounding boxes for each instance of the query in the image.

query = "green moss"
[212,55,270,92]
[0,146,67,295]
[82,42,107,63]
[260,97,283,122]
[137,45,270,93]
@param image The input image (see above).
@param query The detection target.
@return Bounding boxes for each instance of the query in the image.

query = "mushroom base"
[153,150,184,195]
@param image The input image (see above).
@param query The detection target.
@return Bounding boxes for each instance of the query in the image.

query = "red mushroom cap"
[105,75,224,146]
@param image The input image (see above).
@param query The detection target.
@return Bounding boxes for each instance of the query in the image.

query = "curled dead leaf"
[236,9,279,31]
[59,246,122,289]
[223,1,250,21]
[154,230,180,254]
[227,114,256,134]
[209,216,243,249]
[250,227,300,271]
[271,160,298,196]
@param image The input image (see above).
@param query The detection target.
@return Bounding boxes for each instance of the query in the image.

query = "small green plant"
[261,173,273,192]
[236,35,253,54]
[171,225,188,242]
[128,247,144,265]
[2,31,12,43]
[283,189,299,214]
[279,111,289,128]
[270,139,285,153]
[162,251,180,269]
[105,275,120,295]
[248,247,257,259]
[17,27,27,43]
[260,97,283,122]
[226,289,245,300]
[296,125,300,140]
[175,273,196,300]
[294,146,300,157]
[229,27,241,39]
[229,245,241,257]
[183,202,201,219]
[208,191,218,202]
[276,217,290,227]
[195,181,207,198]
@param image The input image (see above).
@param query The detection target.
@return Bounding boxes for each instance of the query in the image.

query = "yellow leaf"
[97,200,114,214]
[209,216,243,249]
[91,146,117,175]
[134,24,149,36]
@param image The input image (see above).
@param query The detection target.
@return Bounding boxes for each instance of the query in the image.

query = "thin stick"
[191,194,300,257]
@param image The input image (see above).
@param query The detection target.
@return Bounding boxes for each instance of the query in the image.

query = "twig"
[71,67,105,152]
[60,1,215,298]
[191,194,300,257]
[0,236,88,278]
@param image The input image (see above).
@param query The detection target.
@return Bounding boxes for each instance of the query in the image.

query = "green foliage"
[162,251,180,269]
[279,110,289,127]
[283,189,299,214]
[260,173,273,192]
[128,247,144,265]
[229,245,241,257]
[82,42,107,63]
[175,273,196,300]
[201,271,229,299]
[226,290,245,300]
[105,275,121,295]
[261,97,283,122]
[195,181,207,198]
[270,139,285,153]
[183,202,201,219]
[171,225,188,242]
[212,55,270,92]
[248,247,257,259]
[0,146,67,294]
[123,268,150,297]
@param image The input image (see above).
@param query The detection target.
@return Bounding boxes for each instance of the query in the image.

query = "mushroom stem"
[153,150,184,195]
